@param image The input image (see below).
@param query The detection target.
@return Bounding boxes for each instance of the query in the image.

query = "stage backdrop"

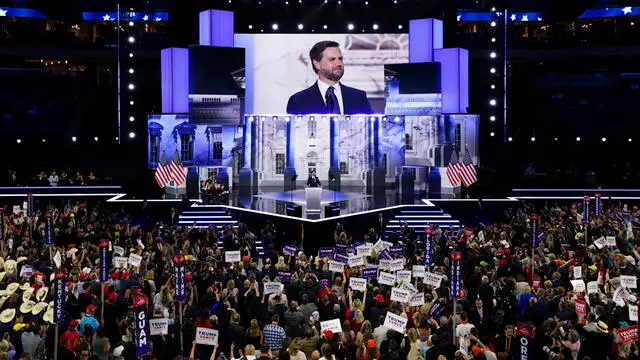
[235,33,409,114]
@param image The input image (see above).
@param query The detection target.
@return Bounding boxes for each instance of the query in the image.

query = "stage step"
[382,206,461,241]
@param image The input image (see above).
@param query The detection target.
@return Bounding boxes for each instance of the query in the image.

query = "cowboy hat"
[596,321,609,333]
[22,288,34,303]
[0,296,8,310]
[19,283,30,291]
[5,283,19,295]
[43,308,54,324]
[15,257,27,264]
[4,260,16,273]
[31,302,48,315]
[36,287,48,302]
[0,309,15,323]
[66,248,79,258]
[19,301,35,314]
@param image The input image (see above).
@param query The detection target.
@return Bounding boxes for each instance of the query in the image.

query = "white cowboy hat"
[5,283,19,295]
[19,282,30,291]
[16,257,27,264]
[36,287,48,302]
[32,302,48,315]
[19,301,35,314]
[66,248,79,258]
[43,308,54,324]
[22,287,34,303]
[0,308,15,323]
[4,260,16,273]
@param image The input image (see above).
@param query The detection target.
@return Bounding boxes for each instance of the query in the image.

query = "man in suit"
[306,171,321,187]
[287,40,373,115]
[468,298,493,340]
[168,206,179,226]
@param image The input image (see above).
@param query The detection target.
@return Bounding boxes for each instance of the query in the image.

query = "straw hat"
[22,288,34,303]
[16,257,27,264]
[0,309,15,323]
[36,287,48,302]
[19,283,30,291]
[66,248,79,258]
[43,308,54,324]
[6,283,19,295]
[596,321,609,333]
[0,296,8,310]
[31,302,48,315]
[4,260,16,273]
[19,301,35,314]
[0,272,6,282]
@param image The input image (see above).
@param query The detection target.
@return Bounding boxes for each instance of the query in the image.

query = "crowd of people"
[5,169,114,187]
[0,196,637,360]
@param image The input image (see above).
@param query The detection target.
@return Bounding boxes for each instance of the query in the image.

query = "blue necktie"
[325,86,341,114]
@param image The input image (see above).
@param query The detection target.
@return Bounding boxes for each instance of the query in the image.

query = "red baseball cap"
[323,330,334,340]
[86,305,97,314]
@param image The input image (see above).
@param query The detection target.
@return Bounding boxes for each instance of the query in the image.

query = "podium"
[305,187,322,211]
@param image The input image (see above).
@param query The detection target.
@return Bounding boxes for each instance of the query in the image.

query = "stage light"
[394,116,401,122]
[323,24,328,29]
[72,136,77,142]
[347,23,355,31]
[491,7,496,11]
[508,137,513,142]
[248,116,254,122]
[555,137,558,141]
[42,139,45,143]
[272,23,279,30]
[129,100,134,105]
[365,1,368,4]
[602,137,607,142]
[94,137,99,142]
[115,137,119,141]
[489,99,497,106]
[128,21,134,27]
[248,25,253,29]
[285,116,291,122]
[489,115,496,121]
[490,52,497,58]
[298,24,304,30]
[372,24,379,30]
[16,138,21,144]
[398,25,403,29]
[490,132,495,137]
[338,0,341,3]
[629,138,633,142]
[576,136,581,142]
[530,137,536,142]
[128,36,135,43]
[285,1,289,4]
[128,83,135,90]
[322,116,327,121]
[491,37,496,42]
[129,68,134,74]
[129,116,135,122]
[296,116,302,121]
[128,131,136,139]
[324,0,327,3]
[394,0,397,3]
[129,53,133,58]
[490,68,496,74]
[490,21,497,27]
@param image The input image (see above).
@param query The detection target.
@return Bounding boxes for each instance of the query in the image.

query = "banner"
[513,323,535,360]
[378,272,396,286]
[27,193,34,217]
[99,240,110,283]
[390,287,411,303]
[383,312,408,333]
[530,214,539,247]
[173,255,186,302]
[396,270,411,284]
[629,304,638,322]
[225,250,241,263]
[428,300,446,317]
[618,325,638,345]
[319,247,335,258]
[264,282,283,295]
[44,211,53,245]
[149,318,169,335]
[412,265,425,278]
[450,251,462,299]
[575,300,587,316]
[424,230,433,266]
[582,196,590,225]
[320,319,343,333]
[620,275,637,289]
[328,260,345,273]
[53,270,66,323]
[195,327,219,345]
[362,268,377,279]
[134,295,150,356]
[424,272,444,288]
[594,193,601,219]
[349,277,367,291]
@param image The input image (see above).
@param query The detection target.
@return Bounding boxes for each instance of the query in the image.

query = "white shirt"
[317,79,344,115]
[455,322,475,338]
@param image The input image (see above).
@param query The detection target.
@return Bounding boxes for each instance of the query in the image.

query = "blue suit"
[286,82,373,115]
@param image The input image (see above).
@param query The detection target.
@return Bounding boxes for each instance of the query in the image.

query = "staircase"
[383,206,461,241]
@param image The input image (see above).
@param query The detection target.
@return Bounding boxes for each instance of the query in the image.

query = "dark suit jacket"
[468,307,492,334]
[286,81,373,115]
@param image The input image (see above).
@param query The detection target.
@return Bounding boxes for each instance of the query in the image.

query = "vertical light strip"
[503,9,508,142]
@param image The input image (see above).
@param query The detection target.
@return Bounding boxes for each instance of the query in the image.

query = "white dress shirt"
[317,79,344,115]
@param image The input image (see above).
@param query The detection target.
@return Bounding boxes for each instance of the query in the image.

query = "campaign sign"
[606,236,617,247]
[575,300,587,316]
[225,250,241,263]
[283,244,297,256]
[383,312,408,334]
[149,318,168,335]
[629,304,638,322]
[400,281,418,294]
[128,253,142,267]
[328,260,345,273]
[348,255,365,268]
[390,258,404,272]
[319,247,335,258]
[44,211,53,245]
[378,259,392,271]
[53,270,66,322]
[0,210,4,240]
[450,252,462,299]
[99,240,110,283]
[412,265,425,278]
[264,282,282,295]
[594,193,601,218]
[113,245,125,256]
[389,246,404,258]
[582,196,590,224]
[428,300,446,317]
[134,295,150,356]
[27,193,34,217]
[409,293,425,307]
[320,319,343,333]
[356,243,373,257]
[196,327,219,346]
[19,265,33,278]
[530,214,539,247]
[573,265,582,279]
[349,277,367,291]
[378,272,396,286]
[362,268,377,279]
[277,271,292,281]
[587,281,599,294]
[570,280,586,293]
[390,287,411,303]
[424,272,443,288]
[335,243,348,254]
[114,257,128,268]
[173,255,186,301]
[396,270,412,284]
[613,286,630,307]
[379,248,393,260]
[334,253,349,264]
[621,275,637,289]
[513,323,535,360]
[618,325,638,345]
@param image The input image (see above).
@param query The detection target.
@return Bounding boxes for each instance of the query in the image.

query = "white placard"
[613,286,630,307]
[348,255,365,268]
[372,239,386,254]
[20,265,33,278]
[383,312,408,333]
[409,293,425,307]
[320,319,343,333]
[225,251,241,263]
[424,272,443,288]
[53,252,61,269]
[149,318,168,335]
[378,272,396,286]
[587,281,599,294]
[12,205,20,214]
[356,243,373,257]
[114,256,128,269]
[349,277,367,291]
[400,281,418,294]
[195,327,219,345]
[606,236,617,247]
[378,259,392,271]
[390,259,404,272]
[390,287,412,303]
[573,266,582,279]
[630,304,638,321]
[594,237,605,249]
[264,282,282,295]
[621,275,637,289]
[113,246,125,256]
[329,260,345,273]
[412,265,425,278]
[128,253,142,267]
[396,270,412,284]
[570,280,586,293]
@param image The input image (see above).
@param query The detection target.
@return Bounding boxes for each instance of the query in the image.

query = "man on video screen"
[286,41,373,115]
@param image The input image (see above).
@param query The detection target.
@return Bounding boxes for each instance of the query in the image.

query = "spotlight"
[489,115,496,121]
[629,138,633,142]
[128,36,135,43]
[530,137,536,142]
[16,138,21,144]
[338,0,341,3]
[491,7,496,11]
[285,1,289,4]
[129,116,135,122]
[490,84,496,89]
[129,53,133,58]
[297,23,304,30]
[272,23,279,30]
[128,83,135,90]
[129,68,135,74]
[394,0,397,3]
[42,139,45,143]
[489,99,497,106]
[490,21,497,27]
[128,21,134,27]
[323,24,328,29]
[248,24,253,29]
[115,137,119,141]
[365,0,368,4]
[129,100,135,105]
[94,136,99,142]
[372,24,379,30]
[490,132,495,137]
[554,137,558,141]
[347,23,354,31]
[490,68,496,74]
[398,25,403,29]
[491,37,496,42]
[508,137,513,142]
[72,136,77,142]
[128,131,136,139]
[576,136,581,142]
[490,52,497,58]
[601,137,607,142]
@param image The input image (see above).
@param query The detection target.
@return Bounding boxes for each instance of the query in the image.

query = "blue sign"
[362,268,377,279]
[450,251,462,299]
[389,246,404,258]
[173,255,186,302]
[81,11,169,22]
[0,7,47,19]
[99,240,110,283]
[530,214,539,248]
[424,230,433,266]
[133,294,150,356]
[379,248,393,260]
[579,7,639,19]
[594,193,602,219]
[319,247,334,258]
[53,270,66,322]
[27,193,34,217]
[583,196,590,225]
[334,253,348,263]
[456,11,544,22]
[44,211,53,245]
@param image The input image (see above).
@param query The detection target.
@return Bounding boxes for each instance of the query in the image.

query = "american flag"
[446,149,461,186]
[460,147,477,187]
[154,152,172,188]
[169,150,187,186]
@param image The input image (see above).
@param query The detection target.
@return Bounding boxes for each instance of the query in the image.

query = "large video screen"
[235,33,409,114]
